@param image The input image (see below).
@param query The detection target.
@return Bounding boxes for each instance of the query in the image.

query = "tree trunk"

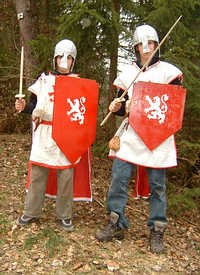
[15,0,37,87]
[107,0,120,136]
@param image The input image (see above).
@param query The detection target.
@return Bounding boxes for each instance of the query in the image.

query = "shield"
[52,76,99,163]
[129,81,186,151]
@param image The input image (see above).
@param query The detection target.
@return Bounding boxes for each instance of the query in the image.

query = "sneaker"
[95,212,124,242]
[17,215,36,226]
[58,218,74,232]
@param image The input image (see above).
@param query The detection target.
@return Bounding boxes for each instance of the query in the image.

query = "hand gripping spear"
[15,46,25,100]
[100,15,182,127]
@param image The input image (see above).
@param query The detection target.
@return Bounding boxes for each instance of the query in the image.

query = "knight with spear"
[95,19,186,254]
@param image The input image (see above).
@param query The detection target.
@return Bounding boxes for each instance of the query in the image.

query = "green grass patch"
[168,187,200,216]
[42,228,65,257]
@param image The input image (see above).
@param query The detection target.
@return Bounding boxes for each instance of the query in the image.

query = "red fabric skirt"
[26,148,92,201]
[26,151,150,201]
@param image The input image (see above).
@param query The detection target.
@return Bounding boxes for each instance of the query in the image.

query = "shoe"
[95,211,124,242]
[150,221,166,254]
[58,218,74,232]
[17,215,36,226]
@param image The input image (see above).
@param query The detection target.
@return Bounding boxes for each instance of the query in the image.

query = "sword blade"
[15,46,25,99]
[19,46,24,95]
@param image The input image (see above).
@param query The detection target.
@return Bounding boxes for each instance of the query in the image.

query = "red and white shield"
[129,81,186,151]
[52,76,99,163]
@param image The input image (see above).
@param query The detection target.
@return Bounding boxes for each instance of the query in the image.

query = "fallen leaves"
[105,260,120,271]
[0,134,200,274]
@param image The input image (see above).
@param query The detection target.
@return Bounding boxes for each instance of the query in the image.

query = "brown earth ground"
[0,133,200,275]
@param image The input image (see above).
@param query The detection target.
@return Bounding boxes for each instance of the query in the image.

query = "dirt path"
[0,134,199,274]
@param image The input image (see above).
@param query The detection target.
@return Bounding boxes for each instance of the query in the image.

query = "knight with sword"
[15,39,99,231]
[95,22,186,254]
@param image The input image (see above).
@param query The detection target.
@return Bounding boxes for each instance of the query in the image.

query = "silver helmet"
[133,24,159,54]
[53,39,77,71]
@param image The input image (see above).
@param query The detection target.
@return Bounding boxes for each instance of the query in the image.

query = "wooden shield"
[52,76,99,163]
[129,81,186,150]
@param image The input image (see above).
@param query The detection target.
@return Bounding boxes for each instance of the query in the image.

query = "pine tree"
[57,0,137,135]
[145,0,200,142]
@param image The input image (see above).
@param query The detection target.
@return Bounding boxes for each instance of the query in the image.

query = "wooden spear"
[100,15,182,127]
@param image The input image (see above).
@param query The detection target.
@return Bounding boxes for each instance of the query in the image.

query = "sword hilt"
[15,93,25,99]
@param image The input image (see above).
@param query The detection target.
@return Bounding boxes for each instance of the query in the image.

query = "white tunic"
[109,61,183,168]
[29,73,80,168]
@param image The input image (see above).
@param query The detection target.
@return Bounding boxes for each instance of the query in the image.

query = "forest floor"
[0,133,200,275]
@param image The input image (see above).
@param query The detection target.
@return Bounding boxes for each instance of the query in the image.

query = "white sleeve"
[28,74,43,96]
[161,62,183,83]
[113,64,139,97]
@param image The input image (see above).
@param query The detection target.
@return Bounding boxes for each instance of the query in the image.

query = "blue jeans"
[107,158,167,230]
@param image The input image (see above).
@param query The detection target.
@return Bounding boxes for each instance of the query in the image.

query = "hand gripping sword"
[100,15,182,126]
[15,46,25,100]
